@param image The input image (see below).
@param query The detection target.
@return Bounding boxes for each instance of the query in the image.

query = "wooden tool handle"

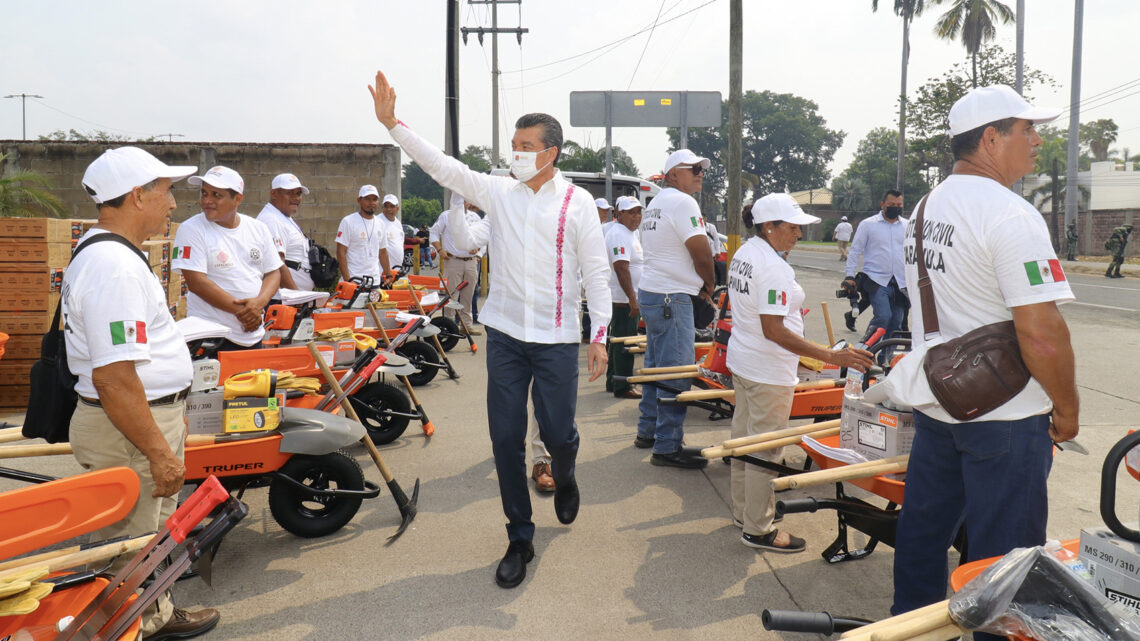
[0,535,150,581]
[626,372,696,383]
[635,364,700,375]
[703,426,841,459]
[839,601,949,639]
[771,455,908,491]
[609,335,647,344]
[821,300,836,346]
[722,418,841,449]
[869,610,954,641]
[675,388,735,402]
[795,379,843,391]
[365,303,394,348]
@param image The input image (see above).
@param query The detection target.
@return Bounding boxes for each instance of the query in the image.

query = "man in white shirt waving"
[635,149,716,469]
[173,166,282,351]
[336,185,383,282]
[370,69,611,590]
[257,173,313,290]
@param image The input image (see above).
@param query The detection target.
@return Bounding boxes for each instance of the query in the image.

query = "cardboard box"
[151,263,169,286]
[0,218,84,243]
[798,363,841,383]
[839,396,915,461]
[0,311,55,335]
[1,334,42,360]
[0,384,30,410]
[186,389,224,435]
[0,268,65,294]
[0,241,72,265]
[0,360,35,386]
[0,289,59,313]
[223,396,281,433]
[142,240,170,267]
[166,275,183,306]
[1080,527,1140,615]
[315,339,356,366]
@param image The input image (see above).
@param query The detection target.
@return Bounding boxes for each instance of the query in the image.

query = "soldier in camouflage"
[1105,224,1132,278]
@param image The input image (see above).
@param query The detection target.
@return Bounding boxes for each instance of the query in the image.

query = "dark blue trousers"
[891,411,1053,641]
[486,327,580,543]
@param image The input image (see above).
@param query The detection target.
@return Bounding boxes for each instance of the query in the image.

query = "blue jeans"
[891,410,1053,641]
[864,278,906,362]
[485,327,580,543]
[636,290,693,454]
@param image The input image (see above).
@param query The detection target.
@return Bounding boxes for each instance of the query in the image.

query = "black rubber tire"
[350,381,412,445]
[431,316,461,352]
[268,450,365,538]
[397,340,440,386]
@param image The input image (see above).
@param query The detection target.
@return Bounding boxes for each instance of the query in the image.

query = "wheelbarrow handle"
[1100,430,1140,543]
[762,609,870,634]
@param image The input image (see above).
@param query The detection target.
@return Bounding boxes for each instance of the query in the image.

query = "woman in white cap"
[726,193,873,553]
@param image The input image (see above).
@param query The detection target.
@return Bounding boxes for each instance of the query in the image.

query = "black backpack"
[308,239,339,288]
[23,233,149,443]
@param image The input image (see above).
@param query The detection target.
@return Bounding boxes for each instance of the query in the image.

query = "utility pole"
[1015,0,1025,93]
[445,0,460,160]
[726,0,743,260]
[156,133,184,143]
[1051,158,1061,251]
[464,1,527,167]
[1064,0,1083,229]
[4,93,43,140]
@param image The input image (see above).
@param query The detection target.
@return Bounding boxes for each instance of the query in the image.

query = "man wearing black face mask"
[843,189,907,357]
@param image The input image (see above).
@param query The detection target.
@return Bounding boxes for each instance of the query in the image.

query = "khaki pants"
[837,240,850,259]
[729,376,793,537]
[71,401,187,634]
[442,256,480,327]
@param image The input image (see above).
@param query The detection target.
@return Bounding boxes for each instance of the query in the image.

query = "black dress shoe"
[634,435,655,449]
[650,450,709,469]
[844,311,856,332]
[554,478,580,524]
[495,540,535,588]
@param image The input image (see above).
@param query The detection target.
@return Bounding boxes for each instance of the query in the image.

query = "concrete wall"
[0,140,402,249]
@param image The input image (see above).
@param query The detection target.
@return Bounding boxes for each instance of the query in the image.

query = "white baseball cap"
[188,166,244,194]
[615,196,641,212]
[663,149,710,175]
[358,185,379,199]
[841,215,848,221]
[594,197,612,210]
[81,147,196,204]
[751,193,821,226]
[271,173,309,195]
[382,194,399,206]
[948,85,1061,137]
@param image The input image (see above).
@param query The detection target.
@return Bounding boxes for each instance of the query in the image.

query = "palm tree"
[0,154,66,218]
[930,0,1015,88]
[872,0,926,198]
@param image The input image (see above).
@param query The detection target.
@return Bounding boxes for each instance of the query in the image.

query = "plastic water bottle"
[844,328,886,401]
[1044,539,1093,580]
[12,617,74,640]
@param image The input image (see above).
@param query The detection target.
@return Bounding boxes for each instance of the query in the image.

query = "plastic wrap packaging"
[948,546,1140,640]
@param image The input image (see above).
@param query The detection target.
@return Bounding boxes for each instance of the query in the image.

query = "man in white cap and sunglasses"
[173,166,282,351]
[257,173,313,290]
[67,147,220,640]
[885,86,1078,641]
[635,149,716,469]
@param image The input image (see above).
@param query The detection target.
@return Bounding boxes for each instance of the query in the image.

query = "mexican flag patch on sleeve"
[110,320,147,345]
[767,289,787,305]
[174,246,191,260]
[1024,259,1065,285]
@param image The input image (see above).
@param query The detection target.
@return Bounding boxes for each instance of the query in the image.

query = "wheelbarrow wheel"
[396,340,440,386]
[268,450,365,538]
[350,381,412,445]
[431,316,461,352]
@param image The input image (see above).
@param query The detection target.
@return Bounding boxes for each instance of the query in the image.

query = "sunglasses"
[678,165,704,176]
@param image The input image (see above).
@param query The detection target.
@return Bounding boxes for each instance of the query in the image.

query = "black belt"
[284,260,310,272]
[81,387,191,408]
[450,256,477,261]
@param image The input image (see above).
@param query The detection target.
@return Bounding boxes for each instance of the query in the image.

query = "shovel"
[409,289,461,380]
[307,342,419,541]
[367,303,437,437]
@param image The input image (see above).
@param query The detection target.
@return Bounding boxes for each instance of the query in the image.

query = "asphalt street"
[1,259,1138,640]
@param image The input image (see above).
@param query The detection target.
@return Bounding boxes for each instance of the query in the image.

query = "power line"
[627,0,668,91]
[500,0,720,74]
[30,97,154,138]
[501,37,629,91]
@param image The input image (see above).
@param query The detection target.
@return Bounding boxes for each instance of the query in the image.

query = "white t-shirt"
[336,212,383,279]
[378,214,404,273]
[430,208,483,257]
[173,213,283,347]
[63,230,193,399]
[638,187,706,295]
[886,174,1076,423]
[256,203,313,290]
[604,223,644,304]
[834,221,853,242]
[725,237,805,386]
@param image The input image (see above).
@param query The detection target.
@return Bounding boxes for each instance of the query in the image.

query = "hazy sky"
[3,1,1137,188]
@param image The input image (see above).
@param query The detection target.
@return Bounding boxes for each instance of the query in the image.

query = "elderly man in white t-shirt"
[430,193,484,333]
[173,166,282,351]
[833,215,853,260]
[885,87,1079,641]
[257,173,313,290]
[67,147,219,639]
[336,185,383,282]
[635,149,717,469]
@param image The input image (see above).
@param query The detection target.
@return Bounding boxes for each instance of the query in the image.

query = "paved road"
[790,246,1140,317]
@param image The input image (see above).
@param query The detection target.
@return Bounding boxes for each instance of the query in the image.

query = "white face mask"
[510,147,553,182]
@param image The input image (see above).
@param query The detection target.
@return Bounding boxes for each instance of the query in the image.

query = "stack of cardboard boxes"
[0,217,185,411]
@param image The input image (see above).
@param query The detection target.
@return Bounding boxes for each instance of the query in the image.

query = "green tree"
[459,145,505,173]
[557,140,639,175]
[872,0,927,194]
[930,0,1015,87]
[836,126,931,207]
[399,195,443,228]
[1080,119,1119,163]
[402,145,507,204]
[38,128,156,142]
[830,175,871,216]
[907,44,1056,180]
[667,90,845,202]
[0,153,66,218]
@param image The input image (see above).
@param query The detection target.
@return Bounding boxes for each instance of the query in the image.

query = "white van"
[490,169,660,207]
